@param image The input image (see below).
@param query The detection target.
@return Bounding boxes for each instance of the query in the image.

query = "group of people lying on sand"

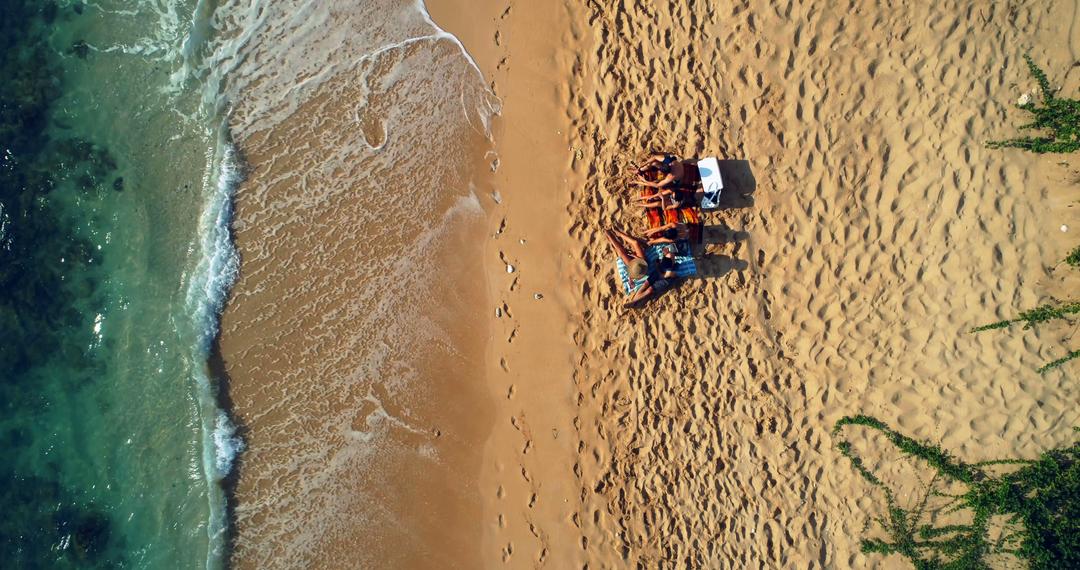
[606,152,698,308]
[632,152,697,210]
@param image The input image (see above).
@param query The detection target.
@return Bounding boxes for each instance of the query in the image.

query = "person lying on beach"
[624,250,677,308]
[635,153,689,190]
[632,152,679,175]
[605,227,649,283]
[634,187,691,210]
[643,222,690,244]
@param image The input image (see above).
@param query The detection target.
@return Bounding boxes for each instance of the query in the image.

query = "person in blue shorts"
[624,250,677,308]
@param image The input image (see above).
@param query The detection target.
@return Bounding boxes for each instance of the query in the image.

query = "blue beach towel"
[615,243,697,295]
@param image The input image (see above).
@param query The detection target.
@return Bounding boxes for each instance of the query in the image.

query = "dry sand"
[433,0,1080,568]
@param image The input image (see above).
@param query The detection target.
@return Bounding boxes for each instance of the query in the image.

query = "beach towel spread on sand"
[639,169,705,243]
[615,243,697,295]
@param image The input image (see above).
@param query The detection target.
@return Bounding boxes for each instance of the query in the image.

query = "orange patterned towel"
[636,163,704,243]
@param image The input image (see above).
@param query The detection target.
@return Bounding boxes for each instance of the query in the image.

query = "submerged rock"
[112,177,123,192]
[70,40,89,60]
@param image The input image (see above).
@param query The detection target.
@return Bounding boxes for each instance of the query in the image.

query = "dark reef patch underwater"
[1,1,124,566]
[1,0,239,565]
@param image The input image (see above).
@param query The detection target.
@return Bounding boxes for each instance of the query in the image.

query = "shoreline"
[213,0,1079,567]
[214,2,503,566]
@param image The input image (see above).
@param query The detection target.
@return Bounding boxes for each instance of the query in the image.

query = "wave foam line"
[185,135,243,570]
[416,0,502,134]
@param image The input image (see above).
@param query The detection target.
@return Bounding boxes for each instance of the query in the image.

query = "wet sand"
[217,0,1080,567]
[434,0,1079,568]
[216,1,501,567]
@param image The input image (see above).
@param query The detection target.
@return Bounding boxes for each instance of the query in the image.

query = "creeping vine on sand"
[1066,246,1080,269]
[988,55,1080,153]
[834,415,1080,569]
[970,293,1079,373]
[978,56,1079,372]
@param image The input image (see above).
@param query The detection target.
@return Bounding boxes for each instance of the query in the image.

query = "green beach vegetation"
[834,415,1080,569]
[988,55,1080,153]
[977,54,1079,372]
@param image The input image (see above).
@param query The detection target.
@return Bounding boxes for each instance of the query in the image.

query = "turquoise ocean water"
[1,1,240,567]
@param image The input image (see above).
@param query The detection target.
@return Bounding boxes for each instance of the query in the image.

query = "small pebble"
[519,239,526,245]
[1062,225,1069,233]
[506,264,515,273]
[495,307,502,318]
[534,293,543,300]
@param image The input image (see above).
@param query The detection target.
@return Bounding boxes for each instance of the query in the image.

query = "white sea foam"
[171,1,501,564]
[158,13,252,568]
[175,3,248,561]
[183,137,242,570]
[213,410,243,476]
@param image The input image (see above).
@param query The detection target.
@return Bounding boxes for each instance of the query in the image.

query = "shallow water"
[1,1,237,567]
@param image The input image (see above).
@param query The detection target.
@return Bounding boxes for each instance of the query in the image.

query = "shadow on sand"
[690,158,757,210]
[695,253,749,279]
[690,159,755,279]
[702,222,749,245]
[209,336,247,562]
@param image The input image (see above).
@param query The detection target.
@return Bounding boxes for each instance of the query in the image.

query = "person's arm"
[647,237,675,245]
[637,173,675,188]
[634,153,669,172]
[643,223,675,236]
[634,157,659,172]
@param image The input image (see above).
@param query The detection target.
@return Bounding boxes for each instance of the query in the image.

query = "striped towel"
[615,243,697,295]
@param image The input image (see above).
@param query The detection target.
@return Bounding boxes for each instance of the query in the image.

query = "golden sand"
[433,0,1080,568]
[220,0,1080,567]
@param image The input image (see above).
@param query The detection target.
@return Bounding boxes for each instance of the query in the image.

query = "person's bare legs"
[643,223,675,237]
[611,228,646,259]
[604,229,636,267]
[635,195,666,209]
